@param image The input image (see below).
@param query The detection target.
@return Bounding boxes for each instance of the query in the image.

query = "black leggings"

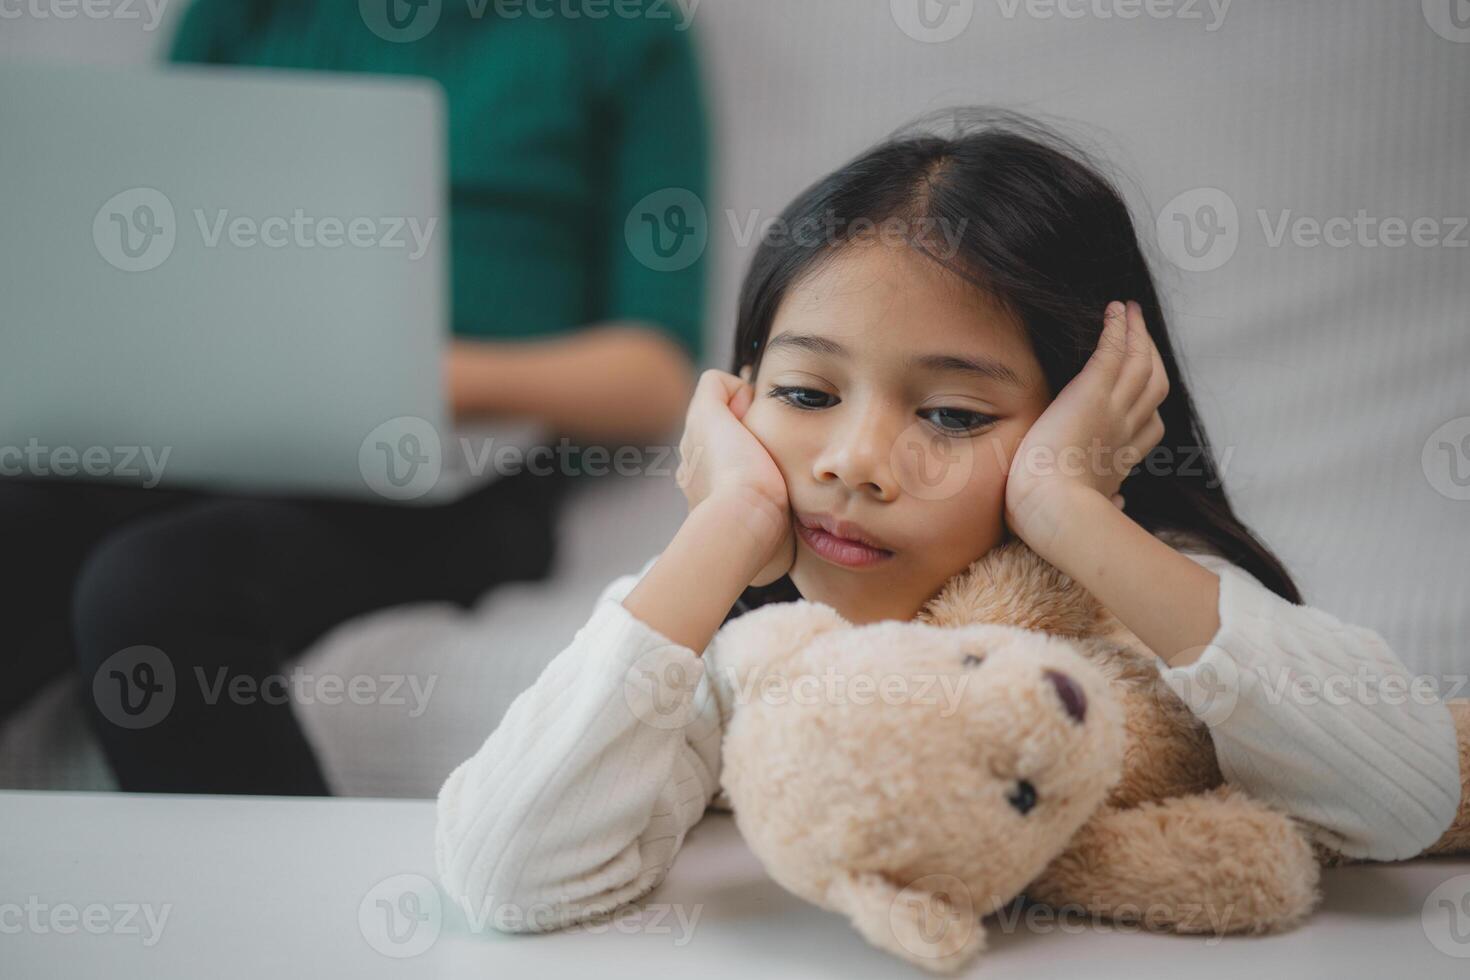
[1,469,569,795]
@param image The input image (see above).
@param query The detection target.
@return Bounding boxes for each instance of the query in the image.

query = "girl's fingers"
[1138,410,1165,454]
[692,369,725,409]
[1091,301,1130,379]
[1115,408,1164,473]
[694,369,756,421]
[1126,325,1170,432]
[1116,301,1154,405]
[1133,301,1167,400]
[700,368,743,402]
[718,371,747,402]
[730,381,754,420]
[1147,327,1169,404]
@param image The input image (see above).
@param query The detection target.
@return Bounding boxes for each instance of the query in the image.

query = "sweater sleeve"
[1156,551,1461,860]
[434,555,724,933]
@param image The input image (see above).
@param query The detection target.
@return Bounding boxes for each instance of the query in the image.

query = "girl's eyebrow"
[765,332,1025,389]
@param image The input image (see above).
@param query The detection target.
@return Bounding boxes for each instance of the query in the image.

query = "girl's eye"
[768,385,832,410]
[920,407,997,435]
[768,387,997,436]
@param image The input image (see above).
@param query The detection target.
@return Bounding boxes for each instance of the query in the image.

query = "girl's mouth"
[794,520,896,569]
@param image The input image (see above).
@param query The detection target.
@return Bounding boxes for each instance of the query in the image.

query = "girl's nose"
[811,405,899,500]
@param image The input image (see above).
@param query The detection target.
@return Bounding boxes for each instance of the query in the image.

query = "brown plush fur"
[923,541,1470,863]
[715,539,1470,975]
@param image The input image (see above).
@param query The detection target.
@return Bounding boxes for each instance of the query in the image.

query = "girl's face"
[741,241,1053,624]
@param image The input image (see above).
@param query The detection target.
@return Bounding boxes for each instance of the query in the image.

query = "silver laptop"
[0,62,546,504]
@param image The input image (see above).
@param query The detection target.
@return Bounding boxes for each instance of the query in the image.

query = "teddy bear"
[712,537,1470,974]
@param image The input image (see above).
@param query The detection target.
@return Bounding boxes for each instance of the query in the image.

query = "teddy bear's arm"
[1025,785,1321,935]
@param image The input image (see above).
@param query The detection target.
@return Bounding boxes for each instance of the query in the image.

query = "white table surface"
[4,789,1470,979]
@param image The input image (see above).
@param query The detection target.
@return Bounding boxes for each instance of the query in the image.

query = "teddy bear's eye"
[961,653,984,668]
[1008,779,1038,815]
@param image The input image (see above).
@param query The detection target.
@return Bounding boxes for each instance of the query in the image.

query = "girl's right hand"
[674,369,795,587]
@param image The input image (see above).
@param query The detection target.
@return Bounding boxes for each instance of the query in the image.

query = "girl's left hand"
[1005,300,1169,542]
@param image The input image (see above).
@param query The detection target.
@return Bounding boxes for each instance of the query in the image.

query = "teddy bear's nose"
[1044,669,1087,723]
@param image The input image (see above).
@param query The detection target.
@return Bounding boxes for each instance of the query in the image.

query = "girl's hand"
[674,369,796,587]
[1005,301,1168,543]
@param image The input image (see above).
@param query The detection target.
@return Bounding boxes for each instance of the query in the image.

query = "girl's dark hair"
[723,108,1301,624]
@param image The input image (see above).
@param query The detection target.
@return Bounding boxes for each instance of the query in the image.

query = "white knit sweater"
[434,544,1462,932]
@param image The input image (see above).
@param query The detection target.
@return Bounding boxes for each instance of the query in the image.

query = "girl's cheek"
[976,425,1033,486]
[743,404,802,471]
[741,400,778,442]
[890,428,1006,506]
[956,433,1016,509]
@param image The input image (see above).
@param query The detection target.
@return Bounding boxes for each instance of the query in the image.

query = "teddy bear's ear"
[715,600,849,678]
[918,539,1102,637]
[826,869,986,975]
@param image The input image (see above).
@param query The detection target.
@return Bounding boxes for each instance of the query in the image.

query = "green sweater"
[169,0,709,365]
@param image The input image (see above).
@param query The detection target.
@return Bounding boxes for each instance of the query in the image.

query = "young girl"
[435,111,1462,931]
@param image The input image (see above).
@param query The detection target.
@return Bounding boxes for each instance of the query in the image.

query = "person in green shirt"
[1,0,710,796]
[171,0,708,434]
